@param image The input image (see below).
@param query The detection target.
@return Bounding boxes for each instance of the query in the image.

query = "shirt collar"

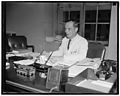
[69,34,79,41]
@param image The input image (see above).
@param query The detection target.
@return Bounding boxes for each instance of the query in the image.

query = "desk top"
[5,63,63,93]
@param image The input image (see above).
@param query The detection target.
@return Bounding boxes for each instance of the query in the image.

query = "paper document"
[92,80,113,88]
[74,79,112,93]
[54,60,77,67]
[68,65,87,77]
[12,49,31,53]
[76,79,87,86]
[14,59,34,65]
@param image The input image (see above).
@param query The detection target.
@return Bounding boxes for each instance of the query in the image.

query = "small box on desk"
[16,65,36,77]
[46,65,68,92]
[65,68,116,93]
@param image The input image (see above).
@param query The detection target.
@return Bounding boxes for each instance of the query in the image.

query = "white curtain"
[107,4,117,61]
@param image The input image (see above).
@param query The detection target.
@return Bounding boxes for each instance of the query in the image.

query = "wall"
[6,2,57,52]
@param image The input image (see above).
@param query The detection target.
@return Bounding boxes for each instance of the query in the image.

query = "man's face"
[65,21,78,39]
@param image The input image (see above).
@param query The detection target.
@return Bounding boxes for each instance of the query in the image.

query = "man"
[44,20,88,65]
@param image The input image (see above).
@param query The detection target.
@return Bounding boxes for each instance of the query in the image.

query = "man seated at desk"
[43,20,88,66]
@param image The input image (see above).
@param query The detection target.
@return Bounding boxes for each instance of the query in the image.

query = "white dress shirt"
[52,34,88,62]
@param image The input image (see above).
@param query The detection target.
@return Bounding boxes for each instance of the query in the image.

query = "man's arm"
[52,42,64,57]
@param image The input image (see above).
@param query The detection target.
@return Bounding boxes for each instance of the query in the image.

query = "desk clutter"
[6,52,117,93]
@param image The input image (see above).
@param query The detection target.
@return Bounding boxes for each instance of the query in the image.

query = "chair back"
[6,35,11,52]
[8,36,27,50]
[86,42,106,60]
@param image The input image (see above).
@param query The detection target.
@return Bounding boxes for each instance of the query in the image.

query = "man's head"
[65,21,78,39]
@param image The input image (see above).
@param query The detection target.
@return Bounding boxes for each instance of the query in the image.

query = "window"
[58,3,112,46]
[63,11,80,22]
[84,4,111,45]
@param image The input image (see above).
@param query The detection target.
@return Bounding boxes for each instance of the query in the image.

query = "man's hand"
[49,56,63,64]
[49,57,58,64]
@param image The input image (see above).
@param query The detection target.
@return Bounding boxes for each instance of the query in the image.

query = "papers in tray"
[14,59,35,65]
[76,58,101,69]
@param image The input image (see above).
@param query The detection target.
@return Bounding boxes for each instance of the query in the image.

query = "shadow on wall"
[44,35,62,52]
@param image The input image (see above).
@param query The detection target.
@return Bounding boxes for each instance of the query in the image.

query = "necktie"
[67,39,71,50]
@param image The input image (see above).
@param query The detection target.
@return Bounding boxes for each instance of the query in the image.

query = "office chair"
[86,42,106,60]
[8,35,34,52]
[6,35,11,52]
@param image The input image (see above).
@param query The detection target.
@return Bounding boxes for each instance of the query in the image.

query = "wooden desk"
[4,54,117,94]
[4,62,63,93]
[5,68,48,93]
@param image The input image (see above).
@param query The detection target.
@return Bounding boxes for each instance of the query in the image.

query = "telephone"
[96,60,117,80]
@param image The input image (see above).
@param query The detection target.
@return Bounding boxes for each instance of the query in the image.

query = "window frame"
[83,4,112,46]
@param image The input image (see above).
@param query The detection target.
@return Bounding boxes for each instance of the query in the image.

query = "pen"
[44,51,53,65]
[34,49,44,64]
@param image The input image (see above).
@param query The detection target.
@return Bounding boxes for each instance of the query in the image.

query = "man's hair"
[73,21,79,28]
[65,20,79,28]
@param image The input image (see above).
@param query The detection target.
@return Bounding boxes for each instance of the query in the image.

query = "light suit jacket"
[52,34,88,62]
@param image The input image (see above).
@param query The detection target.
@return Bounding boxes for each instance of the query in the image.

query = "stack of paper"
[76,58,101,69]
[14,52,33,57]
